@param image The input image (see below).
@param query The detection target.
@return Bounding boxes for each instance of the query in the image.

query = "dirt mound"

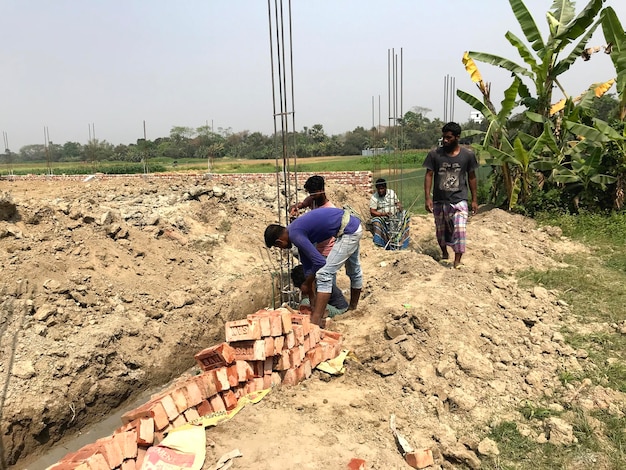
[1,176,623,470]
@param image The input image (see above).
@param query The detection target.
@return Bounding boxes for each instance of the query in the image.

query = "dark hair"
[304,175,325,193]
[442,122,462,136]
[375,177,387,188]
[264,224,285,248]
[290,264,305,287]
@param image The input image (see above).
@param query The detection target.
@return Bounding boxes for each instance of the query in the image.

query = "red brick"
[46,462,90,470]
[209,394,226,412]
[247,313,271,337]
[221,390,238,410]
[302,358,312,379]
[273,335,285,354]
[121,401,168,432]
[184,379,204,407]
[250,360,264,377]
[292,324,305,346]
[289,348,302,368]
[170,388,188,413]
[271,371,282,386]
[264,336,275,358]
[274,350,291,370]
[404,449,434,469]
[268,310,284,336]
[171,414,187,429]
[235,360,254,382]
[121,459,136,470]
[95,436,124,469]
[280,309,293,333]
[252,376,265,391]
[210,367,230,392]
[229,339,266,361]
[115,429,137,460]
[290,313,311,334]
[196,373,218,398]
[320,328,343,343]
[348,458,366,470]
[306,345,324,368]
[224,318,262,342]
[264,357,274,375]
[285,331,296,349]
[263,373,273,390]
[136,418,154,446]
[303,334,311,351]
[184,407,200,422]
[231,383,246,399]
[83,453,109,470]
[194,342,236,371]
[226,364,239,387]
[159,394,179,421]
[280,368,299,386]
[136,447,148,470]
[309,325,321,345]
[196,399,213,417]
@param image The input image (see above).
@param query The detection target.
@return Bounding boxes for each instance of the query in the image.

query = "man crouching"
[264,207,363,326]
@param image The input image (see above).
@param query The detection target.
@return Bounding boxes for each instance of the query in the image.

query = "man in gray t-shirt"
[423,122,478,269]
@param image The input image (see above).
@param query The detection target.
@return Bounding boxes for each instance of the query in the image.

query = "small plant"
[218,218,232,232]
[519,401,554,420]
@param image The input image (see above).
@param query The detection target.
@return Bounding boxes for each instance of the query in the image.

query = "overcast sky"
[1,0,624,151]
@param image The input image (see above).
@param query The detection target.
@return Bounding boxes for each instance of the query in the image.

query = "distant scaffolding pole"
[2,131,13,176]
[43,126,53,176]
[267,0,298,307]
[387,47,404,202]
[443,74,456,123]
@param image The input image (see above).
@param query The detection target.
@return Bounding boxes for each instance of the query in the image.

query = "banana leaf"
[505,31,539,71]
[467,51,533,78]
[554,0,604,41]
[552,18,602,76]
[549,0,576,37]
[509,0,545,51]
[565,121,611,142]
[456,89,495,120]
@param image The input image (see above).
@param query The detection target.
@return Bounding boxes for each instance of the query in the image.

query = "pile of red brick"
[46,308,343,470]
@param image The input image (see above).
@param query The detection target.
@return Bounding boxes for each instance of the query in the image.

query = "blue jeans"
[316,226,363,293]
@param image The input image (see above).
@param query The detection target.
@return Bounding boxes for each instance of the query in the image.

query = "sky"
[1,0,624,151]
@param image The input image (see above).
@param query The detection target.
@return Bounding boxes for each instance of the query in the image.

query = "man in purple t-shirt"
[423,122,478,269]
[264,207,363,326]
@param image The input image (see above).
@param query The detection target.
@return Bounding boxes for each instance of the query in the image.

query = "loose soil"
[1,175,624,470]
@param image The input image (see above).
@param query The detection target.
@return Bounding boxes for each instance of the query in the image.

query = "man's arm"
[424,169,434,213]
[289,194,314,217]
[468,170,478,214]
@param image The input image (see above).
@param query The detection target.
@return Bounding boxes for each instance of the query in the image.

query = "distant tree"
[340,127,370,155]
[61,142,84,161]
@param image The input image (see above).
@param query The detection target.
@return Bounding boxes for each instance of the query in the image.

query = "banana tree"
[601,7,626,120]
[466,0,605,122]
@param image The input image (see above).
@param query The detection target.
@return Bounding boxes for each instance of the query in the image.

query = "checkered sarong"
[433,201,468,254]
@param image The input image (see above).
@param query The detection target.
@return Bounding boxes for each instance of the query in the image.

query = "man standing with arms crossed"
[423,122,478,269]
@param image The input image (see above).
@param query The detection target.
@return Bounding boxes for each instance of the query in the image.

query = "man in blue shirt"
[264,207,363,326]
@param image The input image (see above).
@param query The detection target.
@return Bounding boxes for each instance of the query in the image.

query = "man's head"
[304,175,326,204]
[291,264,305,286]
[264,224,291,249]
[291,264,311,297]
[375,177,387,197]
[441,122,462,152]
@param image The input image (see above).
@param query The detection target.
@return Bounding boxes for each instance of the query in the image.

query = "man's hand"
[425,198,433,213]
[471,200,478,215]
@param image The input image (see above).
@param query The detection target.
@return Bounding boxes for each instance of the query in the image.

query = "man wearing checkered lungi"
[423,122,478,269]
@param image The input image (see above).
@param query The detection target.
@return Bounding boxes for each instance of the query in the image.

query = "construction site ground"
[1,175,624,470]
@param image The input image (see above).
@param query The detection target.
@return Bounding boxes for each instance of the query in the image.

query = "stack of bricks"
[47,307,343,470]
